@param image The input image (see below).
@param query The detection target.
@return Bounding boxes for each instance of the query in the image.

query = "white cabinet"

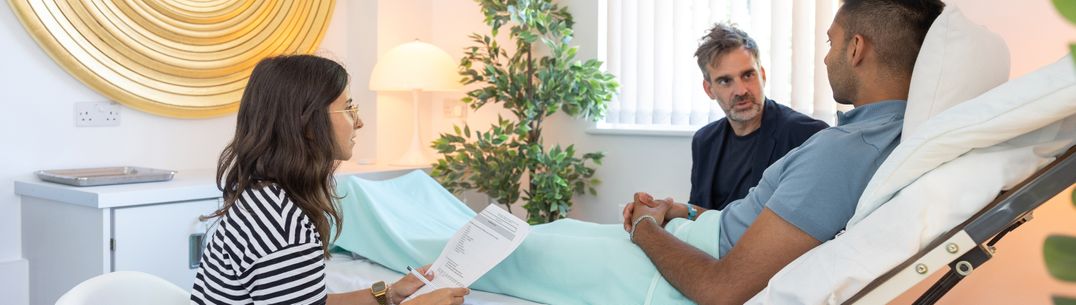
[112,199,220,290]
[16,165,423,305]
[20,196,219,305]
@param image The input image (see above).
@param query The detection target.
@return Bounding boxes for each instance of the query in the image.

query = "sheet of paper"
[405,204,529,300]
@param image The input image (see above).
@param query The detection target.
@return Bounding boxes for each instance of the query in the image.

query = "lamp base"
[390,147,430,167]
[392,89,430,167]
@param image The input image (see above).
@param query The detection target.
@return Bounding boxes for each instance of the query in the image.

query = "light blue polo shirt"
[717,100,906,256]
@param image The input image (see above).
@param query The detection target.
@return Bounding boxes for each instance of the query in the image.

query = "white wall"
[0,2,379,304]
[948,0,1076,78]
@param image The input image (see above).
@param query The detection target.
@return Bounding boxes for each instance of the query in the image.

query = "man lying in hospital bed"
[324,2,1076,305]
[750,5,1076,304]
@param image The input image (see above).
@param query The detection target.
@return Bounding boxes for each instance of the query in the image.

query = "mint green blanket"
[333,171,723,304]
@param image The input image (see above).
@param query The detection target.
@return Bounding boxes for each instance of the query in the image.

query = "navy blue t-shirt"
[689,99,828,210]
[711,129,760,208]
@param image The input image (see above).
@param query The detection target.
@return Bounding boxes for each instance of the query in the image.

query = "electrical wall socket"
[75,101,121,127]
[443,99,467,119]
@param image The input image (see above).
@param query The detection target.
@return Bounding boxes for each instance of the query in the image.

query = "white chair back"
[55,271,188,305]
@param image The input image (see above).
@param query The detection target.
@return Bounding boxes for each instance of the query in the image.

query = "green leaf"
[1054,296,1076,305]
[1044,235,1076,282]
[1056,0,1076,25]
[1071,187,1075,209]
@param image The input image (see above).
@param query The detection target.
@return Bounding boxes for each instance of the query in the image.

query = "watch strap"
[685,203,698,220]
[371,281,389,305]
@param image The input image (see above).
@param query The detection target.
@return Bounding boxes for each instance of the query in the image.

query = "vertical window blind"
[600,0,848,131]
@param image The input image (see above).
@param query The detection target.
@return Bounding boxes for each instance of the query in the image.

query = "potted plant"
[431,0,618,224]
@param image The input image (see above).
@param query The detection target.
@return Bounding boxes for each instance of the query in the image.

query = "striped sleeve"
[191,185,328,305]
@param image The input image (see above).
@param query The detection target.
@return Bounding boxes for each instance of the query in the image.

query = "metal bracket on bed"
[846,147,1076,305]
[848,232,979,304]
[912,208,1040,304]
[912,243,993,304]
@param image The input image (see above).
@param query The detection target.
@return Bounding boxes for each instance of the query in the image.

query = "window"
[596,0,847,134]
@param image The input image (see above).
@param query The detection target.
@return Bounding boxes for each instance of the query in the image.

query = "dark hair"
[694,23,760,81]
[837,0,945,78]
[207,54,349,259]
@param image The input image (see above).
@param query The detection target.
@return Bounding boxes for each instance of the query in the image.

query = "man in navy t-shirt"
[635,23,827,211]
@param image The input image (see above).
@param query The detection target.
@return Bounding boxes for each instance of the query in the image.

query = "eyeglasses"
[330,98,360,122]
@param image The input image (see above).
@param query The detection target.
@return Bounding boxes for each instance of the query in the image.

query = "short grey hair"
[694,23,760,81]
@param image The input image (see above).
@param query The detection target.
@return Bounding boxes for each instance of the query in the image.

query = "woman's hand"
[401,287,470,305]
[389,265,470,305]
[390,265,432,302]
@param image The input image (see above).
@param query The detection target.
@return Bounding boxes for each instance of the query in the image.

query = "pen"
[406,266,436,288]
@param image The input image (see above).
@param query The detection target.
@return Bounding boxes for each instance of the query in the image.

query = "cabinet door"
[113,199,219,290]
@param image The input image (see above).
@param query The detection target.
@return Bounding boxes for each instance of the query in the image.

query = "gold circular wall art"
[8,0,335,118]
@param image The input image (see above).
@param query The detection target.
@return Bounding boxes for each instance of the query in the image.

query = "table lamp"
[369,40,461,166]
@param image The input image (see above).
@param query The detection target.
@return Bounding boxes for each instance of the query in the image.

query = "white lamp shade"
[369,40,461,91]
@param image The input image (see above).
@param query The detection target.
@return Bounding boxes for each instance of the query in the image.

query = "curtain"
[603,0,847,129]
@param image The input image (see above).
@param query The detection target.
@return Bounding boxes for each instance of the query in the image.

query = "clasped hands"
[622,192,679,233]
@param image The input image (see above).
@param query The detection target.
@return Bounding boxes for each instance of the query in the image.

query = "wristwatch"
[371,281,390,305]
[684,203,698,220]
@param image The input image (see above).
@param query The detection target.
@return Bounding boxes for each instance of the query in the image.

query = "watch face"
[372,281,387,293]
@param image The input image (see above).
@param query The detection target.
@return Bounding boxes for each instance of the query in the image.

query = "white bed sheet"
[324,253,544,305]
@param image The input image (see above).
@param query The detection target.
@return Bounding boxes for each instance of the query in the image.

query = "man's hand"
[623,192,654,231]
[629,195,673,231]
[623,192,675,231]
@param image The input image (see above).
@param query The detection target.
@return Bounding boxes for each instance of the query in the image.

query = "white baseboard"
[0,258,28,305]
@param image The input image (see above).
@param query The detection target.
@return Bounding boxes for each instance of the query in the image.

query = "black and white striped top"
[191,184,328,304]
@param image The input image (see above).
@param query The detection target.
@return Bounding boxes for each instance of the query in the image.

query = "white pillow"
[852,54,1075,226]
[903,5,1010,138]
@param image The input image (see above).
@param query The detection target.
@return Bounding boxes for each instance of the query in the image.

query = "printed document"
[406,204,530,300]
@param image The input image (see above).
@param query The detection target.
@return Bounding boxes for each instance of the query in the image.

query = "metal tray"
[35,166,176,187]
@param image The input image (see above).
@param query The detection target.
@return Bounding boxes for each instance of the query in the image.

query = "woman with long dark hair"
[191,55,469,305]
